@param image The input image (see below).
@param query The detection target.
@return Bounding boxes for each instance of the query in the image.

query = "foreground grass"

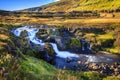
[20,56,101,80]
[19,56,120,80]
[20,56,57,79]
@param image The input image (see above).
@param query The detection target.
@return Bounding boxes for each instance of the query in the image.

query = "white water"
[50,43,78,58]
[12,26,78,58]
[12,26,120,63]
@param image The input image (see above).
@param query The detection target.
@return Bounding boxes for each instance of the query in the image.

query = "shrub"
[101,39,115,48]
[26,49,37,57]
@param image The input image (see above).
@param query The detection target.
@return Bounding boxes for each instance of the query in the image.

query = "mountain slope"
[21,0,120,12]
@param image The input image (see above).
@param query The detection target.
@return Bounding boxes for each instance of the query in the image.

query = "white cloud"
[54,0,60,1]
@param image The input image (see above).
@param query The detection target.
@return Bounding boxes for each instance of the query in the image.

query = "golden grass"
[0,28,9,50]
[97,33,113,40]
[0,34,9,40]
[109,48,119,54]
[63,18,120,24]
[35,18,120,26]
[1,14,120,26]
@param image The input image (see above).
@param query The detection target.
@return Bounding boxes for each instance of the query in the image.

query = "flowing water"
[12,26,120,69]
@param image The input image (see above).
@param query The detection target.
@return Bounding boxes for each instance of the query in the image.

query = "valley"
[0,0,120,80]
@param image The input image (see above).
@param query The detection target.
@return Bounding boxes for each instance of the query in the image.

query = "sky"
[0,0,59,11]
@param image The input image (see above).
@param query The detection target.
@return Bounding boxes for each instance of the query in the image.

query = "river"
[12,25,120,69]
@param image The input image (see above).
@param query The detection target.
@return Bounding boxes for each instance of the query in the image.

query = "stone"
[66,57,72,63]
[77,61,81,64]
[114,68,119,72]
[20,30,28,38]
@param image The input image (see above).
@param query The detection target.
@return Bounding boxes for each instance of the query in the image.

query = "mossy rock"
[66,38,82,48]
[103,76,120,80]
[44,43,55,56]
[20,30,28,38]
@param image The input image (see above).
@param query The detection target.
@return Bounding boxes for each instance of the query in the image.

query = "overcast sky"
[0,0,59,11]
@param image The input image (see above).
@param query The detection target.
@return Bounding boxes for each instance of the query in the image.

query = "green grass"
[103,76,120,80]
[19,56,57,80]
[71,0,120,11]
[20,56,57,75]
[105,48,119,54]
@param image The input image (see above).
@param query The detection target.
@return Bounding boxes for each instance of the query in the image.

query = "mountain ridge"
[21,0,120,12]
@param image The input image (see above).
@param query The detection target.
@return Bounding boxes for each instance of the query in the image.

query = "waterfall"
[12,26,78,58]
[12,26,120,63]
[50,43,78,58]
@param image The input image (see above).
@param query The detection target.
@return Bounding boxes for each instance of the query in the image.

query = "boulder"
[20,30,28,38]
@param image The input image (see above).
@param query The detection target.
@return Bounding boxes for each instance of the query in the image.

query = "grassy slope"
[22,0,120,12]
[20,56,57,76]
[70,0,120,11]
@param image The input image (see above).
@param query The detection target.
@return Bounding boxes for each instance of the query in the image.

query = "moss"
[103,76,120,80]
[66,38,82,48]
[82,71,102,80]
[26,49,37,57]
[45,43,55,56]
[20,30,28,38]
[56,70,102,80]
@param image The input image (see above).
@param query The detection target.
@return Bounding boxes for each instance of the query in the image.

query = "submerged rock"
[20,30,28,38]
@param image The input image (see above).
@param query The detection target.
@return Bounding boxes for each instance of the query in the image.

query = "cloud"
[54,0,60,1]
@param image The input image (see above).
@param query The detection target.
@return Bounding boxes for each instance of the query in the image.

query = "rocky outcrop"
[20,30,28,38]
[74,61,120,76]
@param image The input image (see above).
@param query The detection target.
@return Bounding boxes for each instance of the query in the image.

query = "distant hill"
[0,10,11,16]
[21,0,120,12]
[0,10,10,12]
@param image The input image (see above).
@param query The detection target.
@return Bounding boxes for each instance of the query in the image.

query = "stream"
[12,26,120,70]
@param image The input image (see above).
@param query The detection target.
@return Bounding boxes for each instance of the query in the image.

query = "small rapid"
[12,26,120,64]
[12,26,78,58]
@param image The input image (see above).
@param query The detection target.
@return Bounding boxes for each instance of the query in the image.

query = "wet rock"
[114,68,119,76]
[0,67,5,78]
[114,68,119,72]
[84,62,89,65]
[77,61,81,64]
[66,57,72,63]
[55,38,67,49]
[20,30,28,38]
[118,65,120,68]
[117,74,120,78]
[45,37,56,43]
[44,43,55,57]
[36,29,48,40]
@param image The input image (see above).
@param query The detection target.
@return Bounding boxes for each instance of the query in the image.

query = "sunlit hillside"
[21,0,120,12]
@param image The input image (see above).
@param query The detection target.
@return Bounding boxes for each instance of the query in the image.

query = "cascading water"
[12,26,78,58]
[12,26,120,65]
[50,43,78,58]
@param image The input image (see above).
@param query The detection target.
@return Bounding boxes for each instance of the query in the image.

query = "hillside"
[21,0,120,12]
